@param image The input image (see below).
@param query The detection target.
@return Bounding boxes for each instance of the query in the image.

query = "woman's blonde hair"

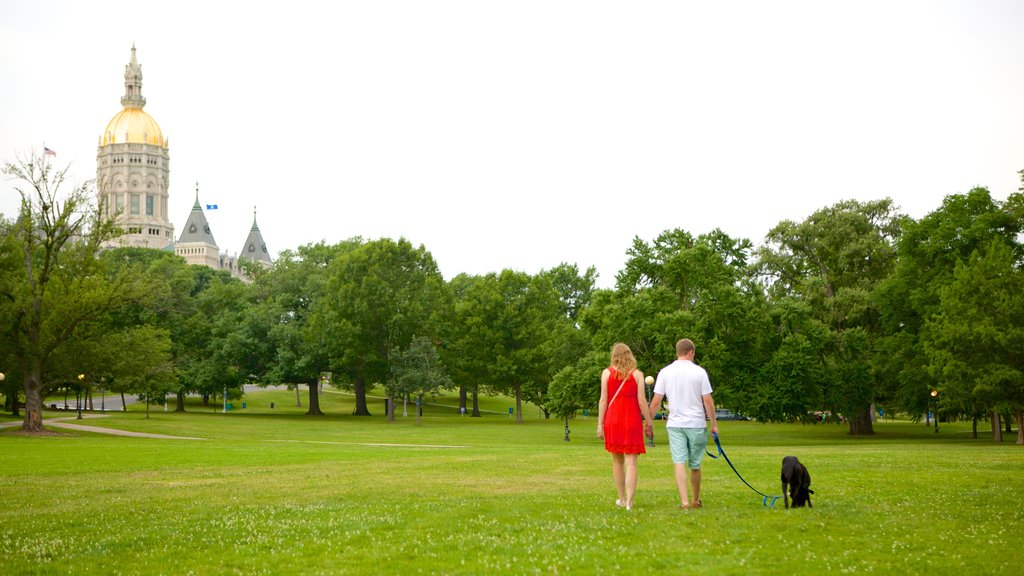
[609,342,637,378]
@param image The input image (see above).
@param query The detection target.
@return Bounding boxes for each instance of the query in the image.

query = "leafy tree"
[449,270,559,423]
[597,228,767,413]
[876,187,1024,427]
[389,336,454,425]
[252,241,362,415]
[173,270,251,410]
[312,238,449,418]
[757,199,904,434]
[0,152,148,432]
[922,240,1024,443]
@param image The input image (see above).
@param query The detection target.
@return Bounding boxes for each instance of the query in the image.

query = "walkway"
[0,413,205,440]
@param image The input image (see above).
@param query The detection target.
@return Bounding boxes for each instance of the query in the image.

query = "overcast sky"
[2,1,1022,288]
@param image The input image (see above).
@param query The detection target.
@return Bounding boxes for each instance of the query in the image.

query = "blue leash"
[705,432,781,507]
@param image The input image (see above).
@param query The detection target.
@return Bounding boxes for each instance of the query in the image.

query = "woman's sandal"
[692,500,703,509]
[678,503,690,510]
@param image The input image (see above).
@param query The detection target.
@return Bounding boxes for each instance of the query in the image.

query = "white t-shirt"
[653,359,712,428]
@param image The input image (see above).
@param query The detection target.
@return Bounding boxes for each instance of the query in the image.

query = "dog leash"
[706,432,781,507]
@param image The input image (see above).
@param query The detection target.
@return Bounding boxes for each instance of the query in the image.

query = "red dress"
[603,369,646,454]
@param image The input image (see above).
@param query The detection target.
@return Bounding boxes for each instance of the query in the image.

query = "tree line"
[3,151,1023,442]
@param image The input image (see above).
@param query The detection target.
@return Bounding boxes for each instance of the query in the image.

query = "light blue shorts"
[667,427,708,469]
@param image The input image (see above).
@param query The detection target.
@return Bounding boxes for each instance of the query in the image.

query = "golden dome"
[102,107,166,147]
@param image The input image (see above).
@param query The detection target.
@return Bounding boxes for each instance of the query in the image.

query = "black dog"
[781,456,814,509]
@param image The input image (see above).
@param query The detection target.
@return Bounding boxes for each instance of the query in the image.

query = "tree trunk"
[175,390,186,412]
[352,377,371,416]
[121,392,127,411]
[1016,407,1023,446]
[514,383,523,423]
[992,411,1002,443]
[386,390,396,422]
[295,385,302,407]
[471,390,480,417]
[1005,414,1013,434]
[972,414,978,439]
[306,380,324,415]
[416,394,422,426]
[21,373,45,433]
[847,406,875,435]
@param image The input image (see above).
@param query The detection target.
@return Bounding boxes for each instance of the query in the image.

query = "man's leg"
[674,463,690,506]
[690,467,702,506]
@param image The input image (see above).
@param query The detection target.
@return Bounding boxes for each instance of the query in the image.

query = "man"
[649,338,718,510]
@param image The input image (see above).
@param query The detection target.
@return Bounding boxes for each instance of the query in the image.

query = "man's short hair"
[676,338,695,357]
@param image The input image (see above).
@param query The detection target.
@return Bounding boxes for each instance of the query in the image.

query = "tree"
[312,238,449,418]
[922,240,1024,443]
[757,199,904,434]
[876,187,1024,427]
[252,241,361,415]
[595,228,768,413]
[389,336,454,425]
[1,152,147,432]
[449,270,559,423]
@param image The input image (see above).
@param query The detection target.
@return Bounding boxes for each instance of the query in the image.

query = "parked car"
[714,408,749,421]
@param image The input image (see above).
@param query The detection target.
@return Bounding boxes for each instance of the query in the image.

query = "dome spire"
[121,44,146,110]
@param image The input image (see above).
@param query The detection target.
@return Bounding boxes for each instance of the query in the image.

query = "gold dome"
[102,107,166,147]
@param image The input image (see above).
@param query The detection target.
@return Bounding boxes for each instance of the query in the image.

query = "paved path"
[0,414,204,440]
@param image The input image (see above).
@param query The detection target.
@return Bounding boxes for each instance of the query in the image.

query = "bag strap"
[607,370,633,409]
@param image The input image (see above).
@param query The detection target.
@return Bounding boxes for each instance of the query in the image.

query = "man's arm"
[650,393,664,419]
[703,393,718,434]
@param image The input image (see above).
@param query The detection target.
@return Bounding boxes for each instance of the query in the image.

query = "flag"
[206,204,218,210]
[44,147,56,157]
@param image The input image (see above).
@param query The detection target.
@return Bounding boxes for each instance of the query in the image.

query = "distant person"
[597,343,655,511]
[649,338,718,510]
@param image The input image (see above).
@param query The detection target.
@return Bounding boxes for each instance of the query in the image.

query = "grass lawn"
[2,388,1023,575]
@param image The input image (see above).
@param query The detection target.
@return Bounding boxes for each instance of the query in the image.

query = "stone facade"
[97,47,271,279]
[96,46,174,250]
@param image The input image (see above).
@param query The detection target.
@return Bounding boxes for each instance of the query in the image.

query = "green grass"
[2,389,1023,575]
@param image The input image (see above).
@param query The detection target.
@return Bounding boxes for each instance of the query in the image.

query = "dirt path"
[0,414,205,440]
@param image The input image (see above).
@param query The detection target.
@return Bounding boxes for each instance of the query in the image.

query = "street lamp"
[645,376,656,447]
[930,389,938,433]
[77,374,85,419]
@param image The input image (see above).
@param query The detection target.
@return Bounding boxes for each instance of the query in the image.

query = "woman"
[597,342,654,510]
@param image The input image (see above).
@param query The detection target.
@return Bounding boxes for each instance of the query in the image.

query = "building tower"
[175,182,222,269]
[97,46,173,249]
[239,207,272,267]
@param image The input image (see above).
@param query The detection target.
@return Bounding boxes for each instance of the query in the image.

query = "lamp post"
[645,376,656,447]
[77,374,85,420]
[930,389,939,433]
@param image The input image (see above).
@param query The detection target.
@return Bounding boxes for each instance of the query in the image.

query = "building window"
[115,194,124,213]
[146,195,154,216]
[130,194,140,215]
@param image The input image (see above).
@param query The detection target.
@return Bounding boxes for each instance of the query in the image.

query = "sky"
[2,1,1023,288]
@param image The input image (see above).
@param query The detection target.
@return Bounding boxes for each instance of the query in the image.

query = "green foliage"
[877,187,1024,424]
[312,238,449,415]
[923,240,1024,421]
[1,152,151,430]
[388,336,454,423]
[756,199,904,432]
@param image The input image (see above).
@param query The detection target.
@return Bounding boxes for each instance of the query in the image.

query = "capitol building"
[96,46,271,278]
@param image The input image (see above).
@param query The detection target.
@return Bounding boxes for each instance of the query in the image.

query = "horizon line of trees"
[3,151,1023,443]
